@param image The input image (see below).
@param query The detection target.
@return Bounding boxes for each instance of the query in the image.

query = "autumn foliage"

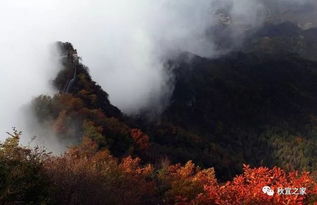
[130,128,150,151]
[44,137,156,205]
[0,131,317,204]
[193,165,317,205]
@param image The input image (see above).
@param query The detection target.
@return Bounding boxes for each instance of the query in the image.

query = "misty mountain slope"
[31,42,232,177]
[138,50,317,179]
[167,52,317,129]
[31,38,317,181]
[53,42,122,119]
[263,0,317,29]
[244,22,317,61]
[32,42,151,157]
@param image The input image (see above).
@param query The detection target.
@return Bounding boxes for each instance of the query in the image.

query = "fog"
[0,0,315,147]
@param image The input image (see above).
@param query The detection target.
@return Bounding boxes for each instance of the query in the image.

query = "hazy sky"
[0,0,314,143]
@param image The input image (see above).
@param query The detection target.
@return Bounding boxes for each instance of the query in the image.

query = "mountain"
[137,22,317,180]
[32,42,151,157]
[3,21,317,204]
[244,22,317,61]
[30,22,317,181]
[53,42,122,119]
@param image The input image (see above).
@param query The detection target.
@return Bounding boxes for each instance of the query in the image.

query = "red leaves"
[192,165,317,205]
[2,132,317,204]
[130,129,150,151]
[58,140,317,204]
[45,138,156,204]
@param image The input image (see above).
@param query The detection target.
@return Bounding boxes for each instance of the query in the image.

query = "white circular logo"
[262,186,274,196]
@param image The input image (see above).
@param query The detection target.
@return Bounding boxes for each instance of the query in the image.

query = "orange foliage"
[57,94,84,111]
[44,137,156,205]
[2,132,317,204]
[192,164,317,205]
[158,161,217,204]
[52,110,67,133]
[130,129,150,151]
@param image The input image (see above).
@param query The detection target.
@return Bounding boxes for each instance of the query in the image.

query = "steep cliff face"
[53,42,122,119]
[32,42,151,157]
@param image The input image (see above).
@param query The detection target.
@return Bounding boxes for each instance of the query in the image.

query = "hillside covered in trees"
[2,21,317,204]
[137,22,317,180]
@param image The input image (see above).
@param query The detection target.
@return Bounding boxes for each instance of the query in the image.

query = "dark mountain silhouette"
[137,22,317,179]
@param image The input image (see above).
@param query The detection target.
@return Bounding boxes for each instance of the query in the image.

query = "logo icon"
[262,186,274,196]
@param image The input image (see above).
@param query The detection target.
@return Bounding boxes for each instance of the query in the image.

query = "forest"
[2,20,317,204]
